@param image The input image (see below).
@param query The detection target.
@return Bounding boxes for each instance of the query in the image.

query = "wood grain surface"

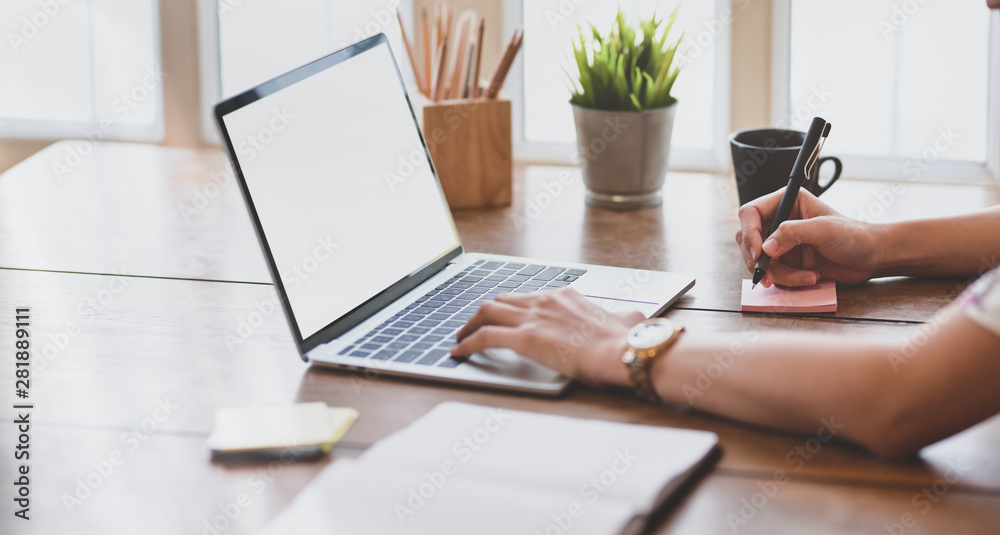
[1,142,998,534]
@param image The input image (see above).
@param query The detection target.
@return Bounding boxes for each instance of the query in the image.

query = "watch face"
[629,322,673,350]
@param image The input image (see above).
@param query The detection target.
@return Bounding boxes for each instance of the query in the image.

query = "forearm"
[873,206,1000,278]
[648,308,1000,458]
[651,331,899,453]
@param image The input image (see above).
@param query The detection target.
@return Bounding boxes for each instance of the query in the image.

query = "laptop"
[214,33,695,396]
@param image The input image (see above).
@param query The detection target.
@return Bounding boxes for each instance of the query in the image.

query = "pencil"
[435,2,443,50]
[469,18,485,98]
[447,12,474,100]
[422,7,431,96]
[444,4,452,44]
[396,10,424,97]
[483,29,523,99]
[462,42,475,99]
[432,37,449,101]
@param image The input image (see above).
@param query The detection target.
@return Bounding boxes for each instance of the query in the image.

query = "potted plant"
[566,7,684,209]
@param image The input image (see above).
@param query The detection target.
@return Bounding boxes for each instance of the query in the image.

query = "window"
[0,0,162,141]
[201,0,729,168]
[512,0,730,169]
[775,0,999,182]
[199,0,418,142]
[197,1,998,181]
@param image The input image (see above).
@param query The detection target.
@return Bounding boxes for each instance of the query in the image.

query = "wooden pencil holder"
[422,99,512,209]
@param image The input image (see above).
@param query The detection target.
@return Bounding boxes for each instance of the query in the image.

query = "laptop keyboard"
[336,260,587,367]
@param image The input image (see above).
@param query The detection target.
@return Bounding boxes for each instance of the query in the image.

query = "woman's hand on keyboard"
[451,288,644,387]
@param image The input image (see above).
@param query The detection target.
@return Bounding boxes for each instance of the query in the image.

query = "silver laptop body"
[215,34,694,396]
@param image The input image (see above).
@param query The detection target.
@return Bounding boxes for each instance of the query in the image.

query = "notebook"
[259,402,720,535]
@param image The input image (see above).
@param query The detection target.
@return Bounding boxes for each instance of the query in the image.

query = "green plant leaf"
[563,3,684,110]
[642,71,656,108]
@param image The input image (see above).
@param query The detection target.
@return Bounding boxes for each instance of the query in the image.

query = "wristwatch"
[622,319,685,402]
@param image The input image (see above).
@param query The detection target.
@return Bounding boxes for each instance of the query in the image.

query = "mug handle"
[810,156,842,196]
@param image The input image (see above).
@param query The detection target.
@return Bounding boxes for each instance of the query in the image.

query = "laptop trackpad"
[583,295,661,318]
[464,348,566,385]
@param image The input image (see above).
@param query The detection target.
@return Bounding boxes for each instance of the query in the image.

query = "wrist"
[871,220,922,277]
[595,336,632,389]
[869,221,898,276]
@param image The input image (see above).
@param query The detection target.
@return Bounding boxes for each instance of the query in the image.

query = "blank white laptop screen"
[222,43,460,339]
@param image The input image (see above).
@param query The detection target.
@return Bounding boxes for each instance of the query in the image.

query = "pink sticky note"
[741,280,837,313]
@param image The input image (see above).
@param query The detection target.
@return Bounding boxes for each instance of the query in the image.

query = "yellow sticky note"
[208,402,358,453]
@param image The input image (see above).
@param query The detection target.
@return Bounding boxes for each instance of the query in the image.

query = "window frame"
[771,0,1000,184]
[197,0,223,145]
[504,0,733,171]
[0,0,165,143]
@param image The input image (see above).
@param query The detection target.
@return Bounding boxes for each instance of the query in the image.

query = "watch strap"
[622,323,684,403]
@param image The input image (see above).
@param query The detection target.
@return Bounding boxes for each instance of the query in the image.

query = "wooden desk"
[2,141,999,534]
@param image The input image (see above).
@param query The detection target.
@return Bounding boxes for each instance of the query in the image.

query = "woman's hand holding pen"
[736,189,884,288]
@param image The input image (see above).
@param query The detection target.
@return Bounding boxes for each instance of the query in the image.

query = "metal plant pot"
[571,103,677,210]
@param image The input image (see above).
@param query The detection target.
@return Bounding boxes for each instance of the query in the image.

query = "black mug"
[729,128,843,207]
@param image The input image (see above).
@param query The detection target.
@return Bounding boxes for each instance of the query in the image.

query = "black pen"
[751,117,831,288]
